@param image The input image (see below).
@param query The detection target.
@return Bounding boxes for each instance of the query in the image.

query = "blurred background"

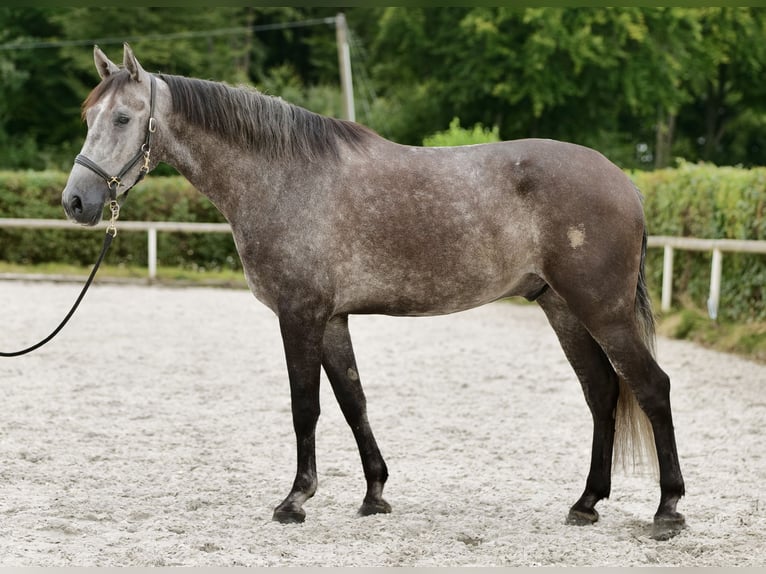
[0,6,764,172]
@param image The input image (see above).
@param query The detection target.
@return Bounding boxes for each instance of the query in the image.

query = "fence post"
[335,13,355,122]
[707,247,723,320]
[661,244,674,312]
[147,227,157,280]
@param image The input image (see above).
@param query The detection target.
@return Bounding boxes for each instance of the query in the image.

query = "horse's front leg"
[272,307,326,524]
[322,315,391,517]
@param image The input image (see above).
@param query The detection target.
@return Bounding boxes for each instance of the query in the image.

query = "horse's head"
[62,44,157,225]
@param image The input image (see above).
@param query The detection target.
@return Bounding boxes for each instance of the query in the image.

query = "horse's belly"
[333,256,540,317]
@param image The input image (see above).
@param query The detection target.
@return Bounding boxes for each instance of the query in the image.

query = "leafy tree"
[0,7,83,169]
[675,8,766,166]
[0,7,337,170]
[364,7,766,168]
[52,8,259,83]
[0,7,765,170]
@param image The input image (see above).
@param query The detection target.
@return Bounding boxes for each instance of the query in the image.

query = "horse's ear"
[94,45,120,79]
[122,43,146,83]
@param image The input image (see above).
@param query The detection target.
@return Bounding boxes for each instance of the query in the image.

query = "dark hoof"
[652,512,686,540]
[566,507,599,526]
[273,506,306,524]
[357,498,392,517]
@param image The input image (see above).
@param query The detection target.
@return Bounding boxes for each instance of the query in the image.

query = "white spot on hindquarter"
[568,224,586,249]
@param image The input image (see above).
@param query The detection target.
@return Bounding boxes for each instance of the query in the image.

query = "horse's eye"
[115,114,130,126]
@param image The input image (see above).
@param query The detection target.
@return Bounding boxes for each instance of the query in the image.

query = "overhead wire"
[0,17,336,51]
[0,15,382,129]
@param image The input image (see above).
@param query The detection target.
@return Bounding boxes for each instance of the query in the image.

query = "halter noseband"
[74,74,157,199]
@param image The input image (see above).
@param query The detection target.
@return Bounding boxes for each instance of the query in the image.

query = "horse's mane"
[83,69,375,162]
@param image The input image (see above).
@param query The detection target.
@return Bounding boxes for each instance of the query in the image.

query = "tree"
[0,7,338,169]
[363,7,766,168]
[0,7,764,170]
[0,7,83,169]
[676,8,766,166]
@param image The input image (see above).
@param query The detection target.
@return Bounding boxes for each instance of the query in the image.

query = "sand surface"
[0,281,764,566]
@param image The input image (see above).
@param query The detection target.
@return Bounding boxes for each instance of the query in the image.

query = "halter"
[74,74,157,199]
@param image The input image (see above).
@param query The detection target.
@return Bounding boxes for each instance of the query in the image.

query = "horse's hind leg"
[322,315,391,517]
[545,274,685,539]
[593,324,686,539]
[537,290,620,526]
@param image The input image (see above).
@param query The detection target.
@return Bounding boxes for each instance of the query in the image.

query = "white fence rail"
[646,236,766,320]
[0,218,231,282]
[1,219,765,320]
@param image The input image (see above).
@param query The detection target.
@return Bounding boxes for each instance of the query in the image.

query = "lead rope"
[0,200,121,357]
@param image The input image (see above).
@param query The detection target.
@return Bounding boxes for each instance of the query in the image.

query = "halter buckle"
[106,200,120,237]
[106,176,122,190]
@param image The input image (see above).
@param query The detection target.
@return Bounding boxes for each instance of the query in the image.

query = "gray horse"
[62,44,685,540]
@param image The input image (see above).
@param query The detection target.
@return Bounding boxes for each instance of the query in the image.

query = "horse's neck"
[160,118,293,224]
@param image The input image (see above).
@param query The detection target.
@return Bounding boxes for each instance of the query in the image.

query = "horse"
[61,44,685,540]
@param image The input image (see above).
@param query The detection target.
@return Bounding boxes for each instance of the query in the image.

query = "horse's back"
[321,137,643,316]
[362,137,642,223]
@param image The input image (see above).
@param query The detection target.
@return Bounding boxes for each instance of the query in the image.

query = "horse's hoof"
[357,498,392,517]
[652,512,686,540]
[566,508,599,526]
[273,506,306,524]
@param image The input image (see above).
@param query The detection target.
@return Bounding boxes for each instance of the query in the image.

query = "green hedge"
[631,162,766,322]
[2,164,765,322]
[0,170,238,272]
[422,117,500,147]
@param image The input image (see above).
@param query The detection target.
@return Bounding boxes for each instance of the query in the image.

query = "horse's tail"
[613,229,660,478]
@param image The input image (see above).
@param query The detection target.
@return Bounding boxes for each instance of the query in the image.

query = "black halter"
[74,74,157,200]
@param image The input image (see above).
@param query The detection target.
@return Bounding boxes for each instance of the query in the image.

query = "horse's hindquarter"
[328,140,550,316]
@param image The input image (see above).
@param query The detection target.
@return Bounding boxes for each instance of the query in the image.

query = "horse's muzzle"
[62,184,106,226]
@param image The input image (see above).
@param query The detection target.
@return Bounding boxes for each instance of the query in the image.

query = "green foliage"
[258,63,342,118]
[422,117,500,147]
[669,309,706,340]
[657,306,766,361]
[0,7,340,170]
[632,162,766,322]
[0,170,238,272]
[1,8,766,169]
[364,7,766,168]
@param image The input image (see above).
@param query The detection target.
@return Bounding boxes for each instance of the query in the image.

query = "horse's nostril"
[70,195,83,215]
